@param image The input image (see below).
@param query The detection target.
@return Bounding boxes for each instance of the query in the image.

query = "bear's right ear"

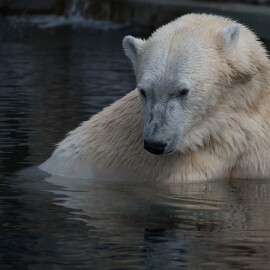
[122,36,144,67]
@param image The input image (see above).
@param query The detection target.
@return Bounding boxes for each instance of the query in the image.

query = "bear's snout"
[144,140,167,155]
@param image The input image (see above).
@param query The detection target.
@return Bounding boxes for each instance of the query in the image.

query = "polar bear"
[40,14,270,182]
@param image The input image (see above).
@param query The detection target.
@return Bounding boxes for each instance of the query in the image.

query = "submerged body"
[41,14,270,182]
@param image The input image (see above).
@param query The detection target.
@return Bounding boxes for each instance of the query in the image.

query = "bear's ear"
[122,35,144,66]
[220,23,240,49]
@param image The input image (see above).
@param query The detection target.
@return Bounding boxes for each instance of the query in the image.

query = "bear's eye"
[177,88,189,99]
[139,89,147,100]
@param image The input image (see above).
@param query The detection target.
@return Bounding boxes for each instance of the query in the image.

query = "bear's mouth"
[144,144,175,156]
[145,148,164,155]
[146,149,175,156]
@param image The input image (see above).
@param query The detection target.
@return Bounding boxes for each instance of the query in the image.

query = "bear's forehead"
[137,35,213,83]
[142,27,218,65]
[152,14,234,38]
[149,29,216,51]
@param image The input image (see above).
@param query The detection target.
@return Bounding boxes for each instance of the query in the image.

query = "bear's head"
[123,14,267,155]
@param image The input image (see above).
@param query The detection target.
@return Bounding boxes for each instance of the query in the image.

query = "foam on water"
[7,0,125,30]
[7,15,126,30]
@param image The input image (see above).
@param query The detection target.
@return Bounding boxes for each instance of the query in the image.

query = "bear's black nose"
[144,140,167,155]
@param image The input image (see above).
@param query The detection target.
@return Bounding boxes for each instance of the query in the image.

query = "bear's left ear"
[122,35,145,67]
[220,23,240,49]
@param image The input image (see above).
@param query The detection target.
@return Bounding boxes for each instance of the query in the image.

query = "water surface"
[1,15,270,270]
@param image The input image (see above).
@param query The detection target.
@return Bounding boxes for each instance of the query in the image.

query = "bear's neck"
[179,67,270,156]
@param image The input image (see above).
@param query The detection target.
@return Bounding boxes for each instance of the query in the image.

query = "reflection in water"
[7,169,270,270]
[0,16,136,174]
[0,16,270,269]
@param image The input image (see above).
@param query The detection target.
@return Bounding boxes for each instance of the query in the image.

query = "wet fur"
[40,14,270,182]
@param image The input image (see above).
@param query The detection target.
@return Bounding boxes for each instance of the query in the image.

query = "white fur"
[122,36,144,68]
[222,23,240,48]
[40,14,270,182]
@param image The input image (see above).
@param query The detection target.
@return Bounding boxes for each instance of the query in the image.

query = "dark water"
[1,15,270,270]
